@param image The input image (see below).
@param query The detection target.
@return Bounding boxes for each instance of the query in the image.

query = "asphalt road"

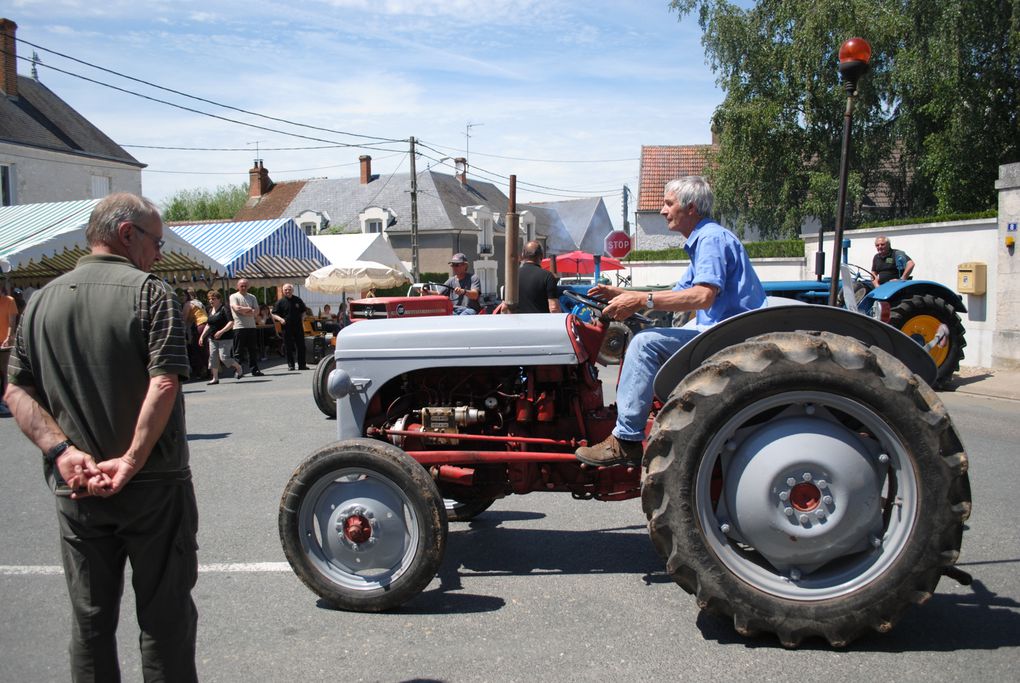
[2,360,1019,682]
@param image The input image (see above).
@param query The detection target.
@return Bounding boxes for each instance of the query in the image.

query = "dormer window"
[359,206,395,235]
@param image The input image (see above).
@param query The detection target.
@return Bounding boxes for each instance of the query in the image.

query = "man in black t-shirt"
[514,241,562,313]
[271,283,309,370]
[871,235,915,286]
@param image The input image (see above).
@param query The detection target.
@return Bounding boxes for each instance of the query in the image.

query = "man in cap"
[443,253,482,315]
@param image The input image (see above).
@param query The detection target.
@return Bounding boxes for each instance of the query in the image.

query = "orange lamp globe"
[839,37,872,65]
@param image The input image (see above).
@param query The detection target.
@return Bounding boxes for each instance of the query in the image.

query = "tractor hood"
[335,313,579,364]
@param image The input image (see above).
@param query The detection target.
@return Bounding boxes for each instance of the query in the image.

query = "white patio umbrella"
[304,260,411,295]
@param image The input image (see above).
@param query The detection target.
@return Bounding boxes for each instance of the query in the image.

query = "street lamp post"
[827,37,872,306]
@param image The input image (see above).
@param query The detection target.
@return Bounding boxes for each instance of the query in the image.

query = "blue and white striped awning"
[170,218,327,279]
[0,200,224,283]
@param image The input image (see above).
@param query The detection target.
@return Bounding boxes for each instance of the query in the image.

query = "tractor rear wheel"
[279,439,447,611]
[888,293,965,388]
[312,354,337,418]
[642,331,971,647]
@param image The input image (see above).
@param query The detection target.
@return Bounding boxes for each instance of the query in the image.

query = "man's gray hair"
[664,176,714,218]
[85,193,162,247]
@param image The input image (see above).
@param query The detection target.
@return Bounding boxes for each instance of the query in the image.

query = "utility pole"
[622,185,631,233]
[409,136,420,282]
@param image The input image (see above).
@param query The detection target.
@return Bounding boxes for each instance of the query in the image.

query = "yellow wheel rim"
[900,314,949,367]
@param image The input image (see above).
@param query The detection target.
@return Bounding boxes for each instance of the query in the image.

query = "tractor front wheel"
[279,439,447,611]
[642,331,971,647]
[312,354,337,418]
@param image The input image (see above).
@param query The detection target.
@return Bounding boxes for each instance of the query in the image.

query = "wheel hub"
[335,505,378,550]
[719,414,886,573]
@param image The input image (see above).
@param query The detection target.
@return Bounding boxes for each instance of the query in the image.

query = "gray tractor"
[279,297,971,647]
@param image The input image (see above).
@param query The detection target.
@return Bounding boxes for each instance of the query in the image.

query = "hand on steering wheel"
[562,290,653,325]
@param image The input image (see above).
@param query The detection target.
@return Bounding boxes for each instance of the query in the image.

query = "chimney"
[248,160,272,198]
[359,155,372,184]
[0,19,17,98]
[454,157,467,184]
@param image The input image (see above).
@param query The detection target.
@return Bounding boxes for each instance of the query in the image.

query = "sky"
[6,0,726,229]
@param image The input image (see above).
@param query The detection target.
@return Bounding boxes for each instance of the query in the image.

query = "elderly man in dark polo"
[4,193,199,681]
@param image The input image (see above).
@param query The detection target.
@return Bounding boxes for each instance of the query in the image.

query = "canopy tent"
[0,200,225,287]
[308,233,411,278]
[170,218,327,282]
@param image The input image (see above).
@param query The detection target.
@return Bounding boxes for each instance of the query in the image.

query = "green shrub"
[857,210,996,230]
[628,239,804,262]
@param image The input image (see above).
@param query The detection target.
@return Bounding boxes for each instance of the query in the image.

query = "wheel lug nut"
[779,491,789,501]
[815,509,825,519]
[871,536,882,548]
[817,480,828,488]
[823,495,833,505]
[878,453,890,464]
[798,514,809,524]
[720,523,731,534]
[790,569,802,580]
[784,507,794,516]
[802,472,813,482]
[786,477,797,487]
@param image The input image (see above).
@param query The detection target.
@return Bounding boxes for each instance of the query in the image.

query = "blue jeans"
[613,326,699,441]
[454,306,477,315]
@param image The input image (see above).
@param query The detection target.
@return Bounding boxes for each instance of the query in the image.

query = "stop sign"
[604,230,632,258]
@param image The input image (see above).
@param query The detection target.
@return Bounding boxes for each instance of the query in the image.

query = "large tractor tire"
[279,439,448,612]
[312,355,337,419]
[888,293,966,388]
[642,331,971,647]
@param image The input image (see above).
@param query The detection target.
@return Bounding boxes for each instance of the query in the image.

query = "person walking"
[271,283,309,370]
[199,289,243,384]
[3,192,199,681]
[229,278,263,376]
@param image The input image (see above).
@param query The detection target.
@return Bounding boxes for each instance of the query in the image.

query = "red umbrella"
[542,250,624,275]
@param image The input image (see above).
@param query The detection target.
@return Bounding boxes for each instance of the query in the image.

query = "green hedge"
[857,210,996,230]
[628,238,804,262]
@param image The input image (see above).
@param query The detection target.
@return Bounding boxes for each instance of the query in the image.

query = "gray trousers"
[56,479,199,682]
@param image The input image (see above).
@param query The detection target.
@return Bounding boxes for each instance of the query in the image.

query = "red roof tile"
[637,145,718,212]
[233,180,308,221]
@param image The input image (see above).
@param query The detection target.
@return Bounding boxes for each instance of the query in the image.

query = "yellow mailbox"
[957,262,986,295]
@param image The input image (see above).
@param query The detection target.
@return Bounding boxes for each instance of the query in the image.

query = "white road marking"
[1,562,292,576]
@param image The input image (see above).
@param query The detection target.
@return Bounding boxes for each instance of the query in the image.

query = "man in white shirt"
[229,278,263,377]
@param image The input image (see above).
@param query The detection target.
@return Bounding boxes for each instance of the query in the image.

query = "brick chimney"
[359,155,372,184]
[0,19,17,98]
[248,160,272,198]
[454,157,467,185]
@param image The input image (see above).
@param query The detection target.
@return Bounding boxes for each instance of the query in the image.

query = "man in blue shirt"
[576,176,766,466]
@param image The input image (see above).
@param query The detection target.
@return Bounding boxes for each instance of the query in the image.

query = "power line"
[422,139,639,164]
[12,37,404,145]
[122,143,382,152]
[416,147,624,197]
[7,51,404,153]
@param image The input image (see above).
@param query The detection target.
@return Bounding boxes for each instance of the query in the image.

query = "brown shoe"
[576,435,643,466]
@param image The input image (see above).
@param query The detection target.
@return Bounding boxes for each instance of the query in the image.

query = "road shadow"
[400,510,668,614]
[695,571,1020,651]
[186,432,232,441]
[940,371,994,392]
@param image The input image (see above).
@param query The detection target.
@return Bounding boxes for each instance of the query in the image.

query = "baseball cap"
[449,253,468,264]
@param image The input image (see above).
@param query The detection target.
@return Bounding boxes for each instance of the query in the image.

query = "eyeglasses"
[131,223,165,250]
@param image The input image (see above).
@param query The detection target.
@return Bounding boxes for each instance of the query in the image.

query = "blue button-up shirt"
[672,218,766,329]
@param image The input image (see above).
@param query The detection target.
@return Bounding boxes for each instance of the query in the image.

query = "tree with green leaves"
[162,184,249,222]
[671,0,1020,239]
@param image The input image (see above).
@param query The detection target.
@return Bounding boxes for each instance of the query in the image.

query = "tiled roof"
[637,145,717,212]
[233,180,309,221]
[0,76,143,166]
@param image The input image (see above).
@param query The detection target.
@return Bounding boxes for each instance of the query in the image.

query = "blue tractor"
[763,262,966,388]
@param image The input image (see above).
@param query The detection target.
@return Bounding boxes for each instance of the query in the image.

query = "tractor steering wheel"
[562,289,654,325]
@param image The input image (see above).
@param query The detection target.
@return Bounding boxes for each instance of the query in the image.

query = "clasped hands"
[57,447,138,499]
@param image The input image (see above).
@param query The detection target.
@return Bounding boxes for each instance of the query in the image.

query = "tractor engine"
[375,363,612,450]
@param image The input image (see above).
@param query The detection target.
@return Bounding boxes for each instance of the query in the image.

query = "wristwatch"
[45,439,74,466]
[645,292,655,310]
